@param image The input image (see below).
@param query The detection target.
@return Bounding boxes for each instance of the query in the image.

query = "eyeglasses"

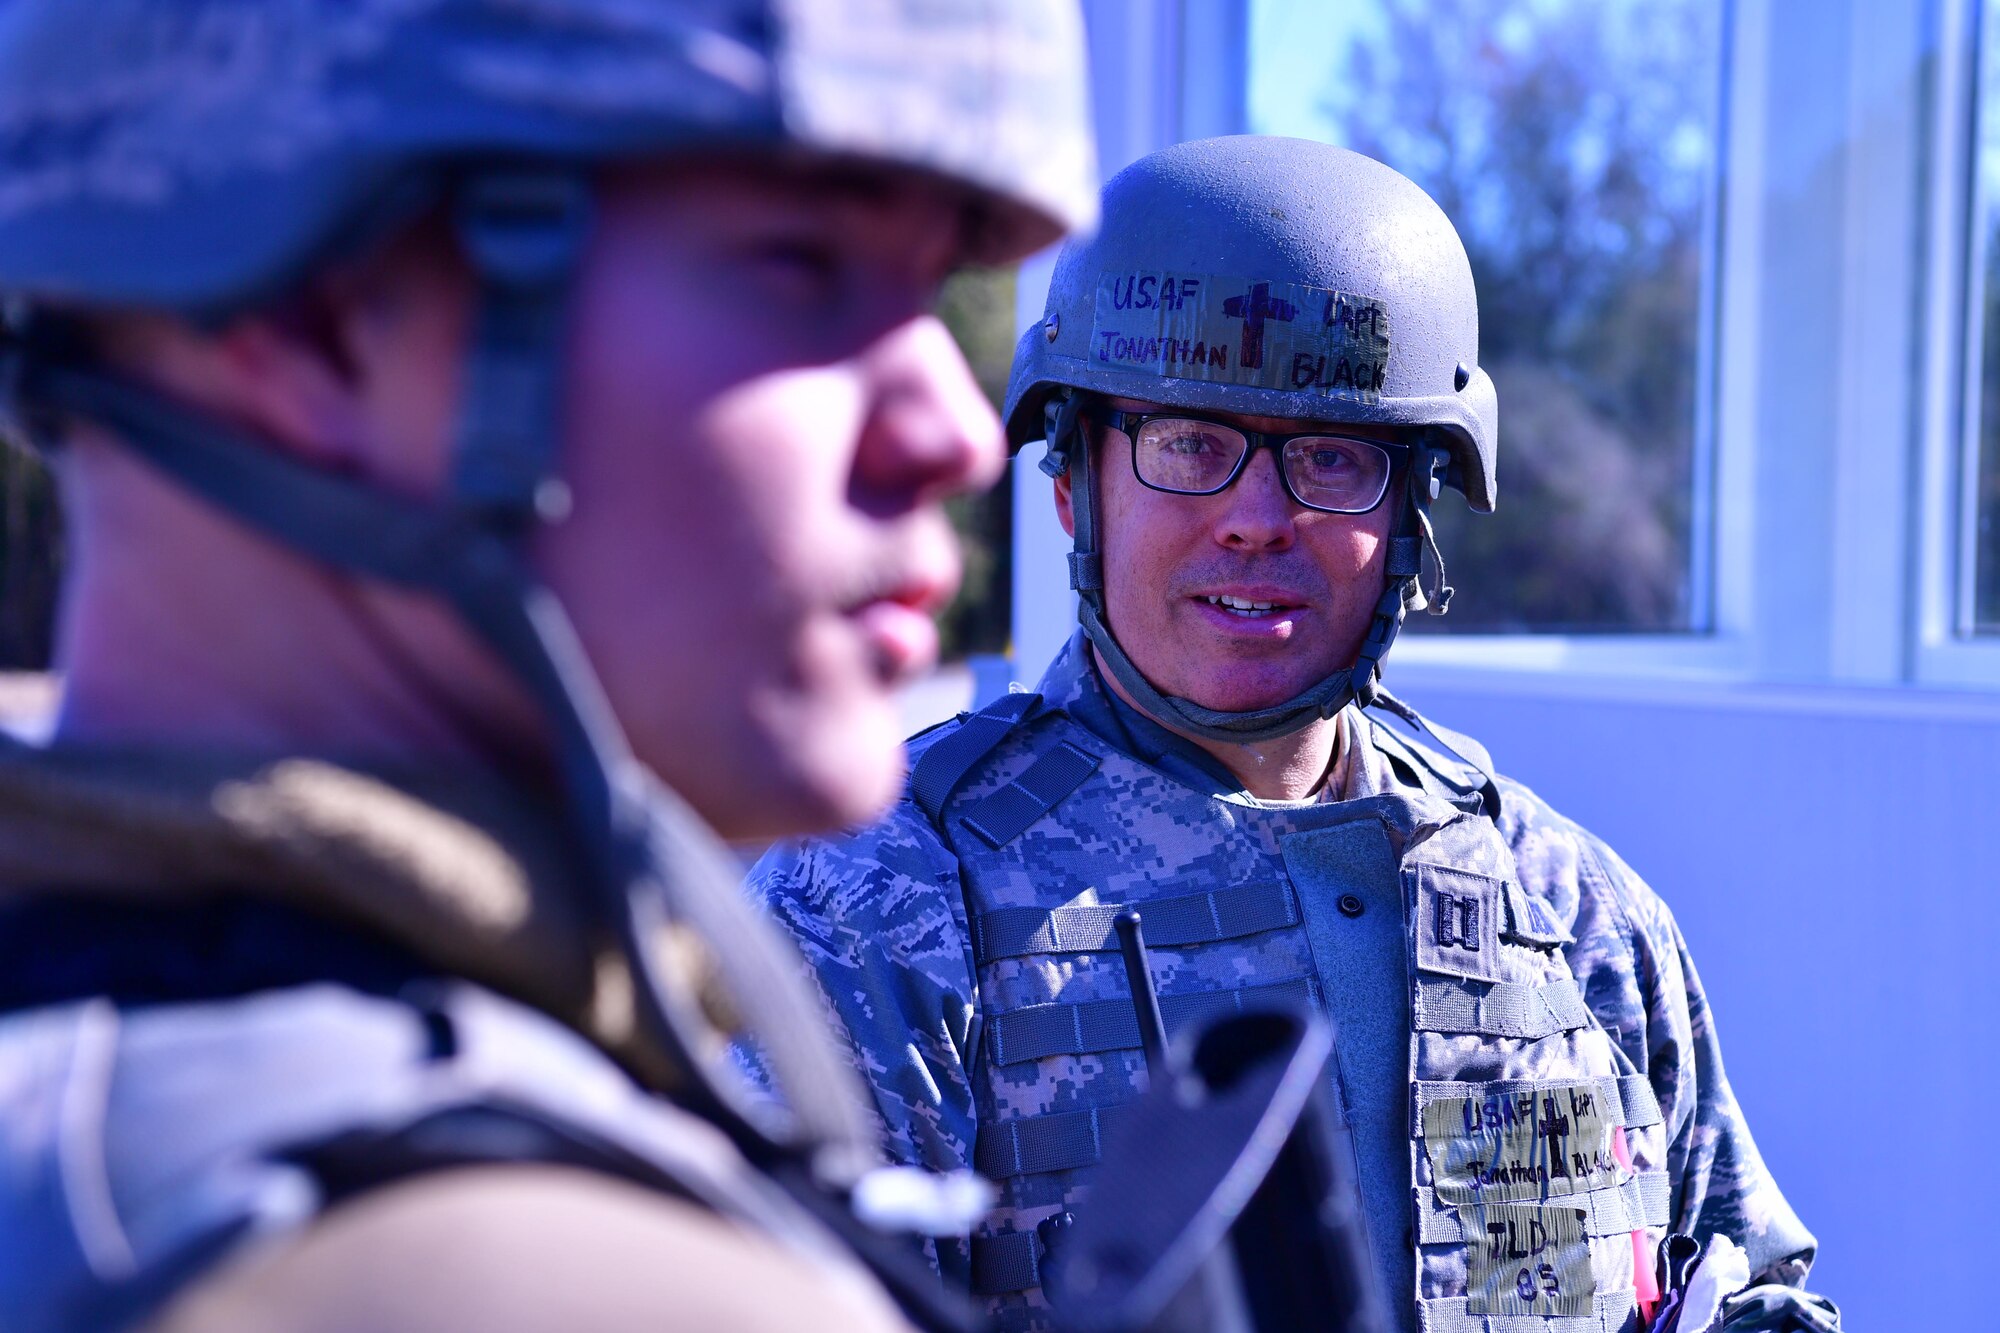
[1083,403,1406,515]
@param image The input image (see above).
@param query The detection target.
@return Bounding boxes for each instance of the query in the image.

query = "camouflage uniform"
[750,634,1840,1333]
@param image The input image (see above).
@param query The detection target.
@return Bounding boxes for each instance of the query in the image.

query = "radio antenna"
[1115,910,1172,1079]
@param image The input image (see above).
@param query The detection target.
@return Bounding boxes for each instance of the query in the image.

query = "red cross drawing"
[1221,281,1299,370]
[1537,1097,1573,1179]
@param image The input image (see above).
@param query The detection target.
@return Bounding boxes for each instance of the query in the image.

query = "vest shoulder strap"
[909,690,1041,830]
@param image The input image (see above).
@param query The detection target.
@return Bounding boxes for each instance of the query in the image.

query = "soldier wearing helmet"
[0,3,1093,1332]
[749,137,1840,1333]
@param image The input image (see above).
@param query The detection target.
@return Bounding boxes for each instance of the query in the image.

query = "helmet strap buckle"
[1422,444,1449,502]
[1407,446,1455,617]
[1038,392,1081,479]
[449,169,593,527]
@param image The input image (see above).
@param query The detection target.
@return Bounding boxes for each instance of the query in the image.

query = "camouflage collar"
[1035,630,1391,804]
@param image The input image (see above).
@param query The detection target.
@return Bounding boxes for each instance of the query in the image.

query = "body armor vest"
[917,697,1671,1333]
[0,976,874,1333]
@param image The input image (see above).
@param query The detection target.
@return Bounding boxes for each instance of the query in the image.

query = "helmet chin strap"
[1047,391,1451,746]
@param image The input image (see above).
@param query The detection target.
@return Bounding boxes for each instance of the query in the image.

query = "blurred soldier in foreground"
[749,137,1841,1333]
[0,3,1093,1331]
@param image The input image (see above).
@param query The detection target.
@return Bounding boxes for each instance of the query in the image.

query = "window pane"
[1967,2,2000,633]
[934,265,1018,660]
[1249,0,1724,633]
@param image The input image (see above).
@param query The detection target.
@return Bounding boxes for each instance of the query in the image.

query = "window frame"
[1389,0,1745,675]
[1920,0,2000,685]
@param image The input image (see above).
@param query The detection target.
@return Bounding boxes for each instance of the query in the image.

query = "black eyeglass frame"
[1081,402,1413,516]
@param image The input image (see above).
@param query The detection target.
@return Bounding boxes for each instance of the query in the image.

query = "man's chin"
[1101,646,1329,727]
[1172,674,1326,716]
[688,709,905,843]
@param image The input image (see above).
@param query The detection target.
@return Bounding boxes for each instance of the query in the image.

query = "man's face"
[535,161,1002,838]
[1058,398,1401,716]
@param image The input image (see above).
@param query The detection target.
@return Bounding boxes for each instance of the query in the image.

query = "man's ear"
[90,296,367,473]
[1053,462,1076,537]
[219,221,469,493]
[207,286,370,470]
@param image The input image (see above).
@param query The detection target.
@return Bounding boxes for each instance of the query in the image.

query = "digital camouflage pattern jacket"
[748,635,1839,1333]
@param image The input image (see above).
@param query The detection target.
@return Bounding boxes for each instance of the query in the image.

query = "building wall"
[1389,668,2000,1331]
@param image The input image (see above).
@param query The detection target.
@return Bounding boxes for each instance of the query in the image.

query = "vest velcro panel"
[960,742,1100,848]
[974,1103,1130,1179]
[969,1228,1044,1296]
[986,976,1313,1066]
[972,880,1295,960]
[1413,975,1593,1039]
[910,690,1040,827]
[1615,1073,1661,1129]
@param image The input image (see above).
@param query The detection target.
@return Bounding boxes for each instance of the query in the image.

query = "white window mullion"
[1917,0,2000,684]
[1824,0,1927,683]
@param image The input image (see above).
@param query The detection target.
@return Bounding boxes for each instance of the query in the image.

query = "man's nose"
[1212,445,1297,550]
[852,315,1005,513]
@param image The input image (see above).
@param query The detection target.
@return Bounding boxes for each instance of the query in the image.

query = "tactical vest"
[0,973,882,1333]
[913,696,1671,1333]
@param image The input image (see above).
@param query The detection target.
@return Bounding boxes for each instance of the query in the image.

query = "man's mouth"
[846,564,957,683]
[852,597,940,681]
[1200,593,1301,620]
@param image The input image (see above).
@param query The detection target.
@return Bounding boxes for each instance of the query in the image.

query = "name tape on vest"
[1089,271,1392,398]
[1421,1081,1621,1206]
[1462,1202,1597,1318]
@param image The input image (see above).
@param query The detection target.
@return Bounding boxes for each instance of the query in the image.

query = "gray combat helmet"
[1003,136,1499,749]
[0,0,1096,1290]
[0,0,1096,314]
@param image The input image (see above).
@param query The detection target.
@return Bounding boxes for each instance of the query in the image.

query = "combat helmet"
[0,0,1096,1244]
[1004,135,1497,745]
